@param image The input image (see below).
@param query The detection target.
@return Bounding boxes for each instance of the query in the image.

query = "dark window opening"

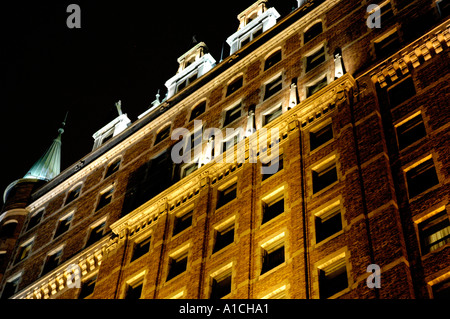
[262,197,284,224]
[65,186,82,205]
[105,159,121,179]
[264,75,283,100]
[224,104,242,126]
[182,162,199,179]
[262,154,284,181]
[190,101,206,121]
[154,126,171,145]
[54,214,74,238]
[418,209,450,255]
[226,77,243,97]
[304,22,323,44]
[15,241,33,264]
[307,76,328,98]
[306,47,326,72]
[0,221,18,238]
[315,207,342,243]
[42,249,63,275]
[432,277,450,299]
[374,30,401,59]
[264,50,282,71]
[85,221,106,248]
[387,77,416,108]
[437,0,450,18]
[1,277,20,300]
[406,158,439,198]
[310,122,333,151]
[319,259,348,299]
[217,183,237,209]
[261,244,285,275]
[125,281,143,300]
[396,113,426,150]
[173,211,193,236]
[78,275,97,299]
[213,224,235,253]
[167,254,188,281]
[96,188,114,211]
[27,210,44,231]
[131,237,151,262]
[312,160,338,194]
[263,105,283,125]
[222,134,240,153]
[210,272,232,299]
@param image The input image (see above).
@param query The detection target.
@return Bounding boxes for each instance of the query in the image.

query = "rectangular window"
[312,158,338,194]
[1,275,21,300]
[125,280,143,299]
[65,186,82,205]
[210,271,232,299]
[105,159,121,178]
[85,220,106,248]
[304,22,323,44]
[306,47,326,72]
[261,241,285,275]
[432,277,450,299]
[226,77,243,97]
[42,247,63,275]
[78,275,97,299]
[374,28,400,59]
[306,76,328,98]
[15,240,33,264]
[406,157,439,198]
[54,212,74,238]
[223,103,242,126]
[315,203,342,243]
[96,187,114,211]
[27,209,44,231]
[262,193,285,224]
[310,122,333,151]
[395,112,427,150]
[263,105,283,126]
[318,256,348,299]
[437,0,450,17]
[216,183,237,209]
[418,208,450,255]
[173,210,193,236]
[131,236,151,262]
[167,252,188,281]
[387,77,416,108]
[213,223,235,253]
[262,154,283,181]
[264,75,283,100]
[181,162,199,179]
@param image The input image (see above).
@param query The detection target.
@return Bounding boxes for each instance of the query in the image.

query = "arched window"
[264,49,282,71]
[189,101,207,121]
[304,21,323,44]
[226,76,243,97]
[0,220,18,238]
[154,125,172,146]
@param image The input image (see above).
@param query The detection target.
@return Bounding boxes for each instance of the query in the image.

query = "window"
[181,161,199,179]
[42,247,63,275]
[264,75,283,100]
[379,0,394,20]
[210,270,232,299]
[154,125,171,145]
[315,202,342,243]
[78,274,97,299]
[125,279,143,299]
[101,130,114,146]
[96,187,114,211]
[222,133,241,153]
[213,222,235,253]
[15,239,33,264]
[223,103,242,126]
[189,101,206,121]
[240,27,263,48]
[262,154,283,181]
[304,22,323,44]
[437,0,450,17]
[27,210,44,231]
[1,275,21,299]
[0,220,18,238]
[177,72,198,93]
[318,255,348,299]
[306,76,328,97]
[432,276,450,299]
[261,239,285,275]
[312,157,338,194]
[65,185,82,205]
[387,77,416,108]
[226,76,243,97]
[216,183,237,209]
[131,236,151,262]
[85,219,106,248]
[173,210,193,236]
[54,212,74,238]
[418,208,450,255]
[405,157,439,198]
[167,251,188,281]
[264,50,282,71]
[105,158,121,179]
[262,105,283,126]
[262,192,285,224]
[395,112,426,150]
[306,47,326,72]
[310,121,333,151]
[374,29,400,58]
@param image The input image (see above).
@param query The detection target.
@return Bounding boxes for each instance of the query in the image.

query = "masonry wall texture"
[0,0,449,300]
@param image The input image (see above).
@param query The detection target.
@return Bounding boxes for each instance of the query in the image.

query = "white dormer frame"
[226,2,280,55]
[92,114,131,150]
[165,42,216,99]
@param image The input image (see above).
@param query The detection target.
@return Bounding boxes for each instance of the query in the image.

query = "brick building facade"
[0,0,449,299]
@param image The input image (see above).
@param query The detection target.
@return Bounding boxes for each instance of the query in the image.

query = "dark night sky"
[0,0,297,201]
